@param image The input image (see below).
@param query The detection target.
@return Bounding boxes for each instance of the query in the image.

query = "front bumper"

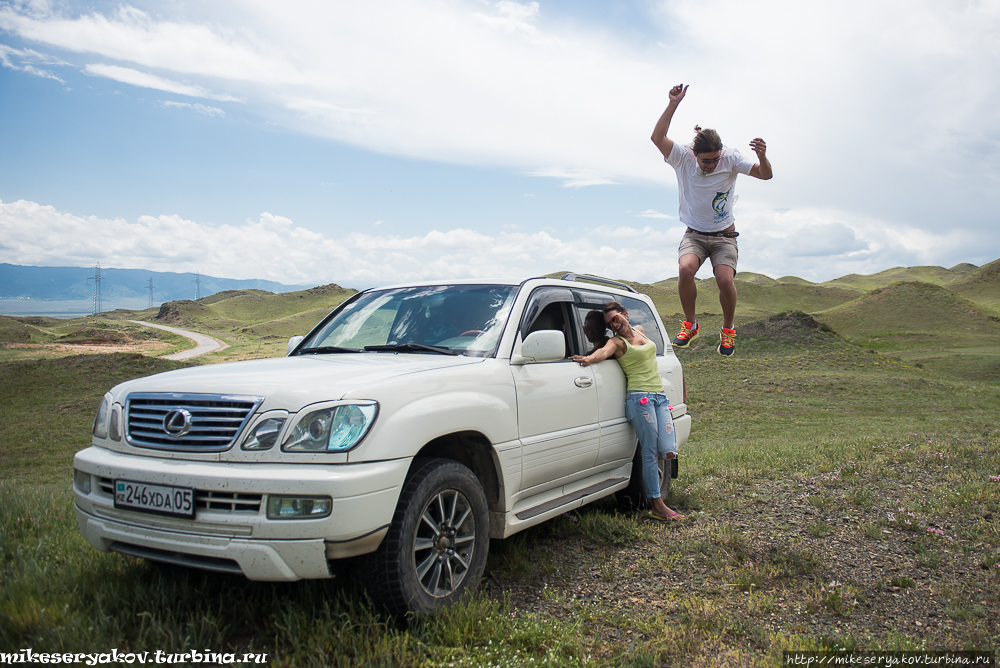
[73,446,410,581]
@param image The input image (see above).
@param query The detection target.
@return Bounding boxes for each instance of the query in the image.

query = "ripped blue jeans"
[625,391,677,499]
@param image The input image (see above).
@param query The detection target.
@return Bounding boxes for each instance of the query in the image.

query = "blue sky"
[2,0,998,288]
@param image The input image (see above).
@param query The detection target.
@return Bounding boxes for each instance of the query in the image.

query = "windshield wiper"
[296,345,361,355]
[364,343,459,356]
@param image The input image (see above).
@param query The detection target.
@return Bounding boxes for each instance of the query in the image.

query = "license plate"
[115,479,195,518]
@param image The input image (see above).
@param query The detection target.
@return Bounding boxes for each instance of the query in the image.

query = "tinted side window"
[520,289,580,359]
[574,305,610,356]
[620,296,664,355]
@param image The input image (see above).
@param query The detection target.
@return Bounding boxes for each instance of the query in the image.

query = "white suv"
[74,274,690,614]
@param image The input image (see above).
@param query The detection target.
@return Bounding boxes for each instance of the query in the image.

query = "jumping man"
[651,84,772,357]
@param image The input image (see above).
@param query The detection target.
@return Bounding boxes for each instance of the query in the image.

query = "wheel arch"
[412,430,503,512]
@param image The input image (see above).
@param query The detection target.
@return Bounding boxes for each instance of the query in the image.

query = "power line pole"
[193,272,202,300]
[146,277,156,308]
[88,263,103,315]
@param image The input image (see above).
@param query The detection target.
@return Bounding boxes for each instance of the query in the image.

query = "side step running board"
[515,478,627,521]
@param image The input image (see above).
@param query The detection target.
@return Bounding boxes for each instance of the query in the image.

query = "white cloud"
[733,204,997,282]
[0,42,65,81]
[1,0,999,272]
[638,209,673,219]
[526,168,617,188]
[161,100,225,117]
[5,199,988,290]
[0,199,684,285]
[85,64,240,101]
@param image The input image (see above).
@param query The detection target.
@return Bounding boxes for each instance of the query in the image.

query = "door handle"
[574,377,593,388]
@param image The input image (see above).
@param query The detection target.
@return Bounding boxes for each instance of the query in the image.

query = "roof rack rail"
[559,273,638,293]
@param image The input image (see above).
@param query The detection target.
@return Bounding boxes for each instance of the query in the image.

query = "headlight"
[282,403,378,452]
[242,418,286,451]
[92,396,111,439]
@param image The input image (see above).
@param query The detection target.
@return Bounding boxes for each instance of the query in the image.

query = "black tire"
[615,442,673,510]
[365,458,490,616]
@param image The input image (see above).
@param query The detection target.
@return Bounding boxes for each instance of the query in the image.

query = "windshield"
[299,284,518,357]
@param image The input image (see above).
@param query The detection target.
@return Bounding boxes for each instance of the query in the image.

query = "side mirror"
[286,335,304,356]
[511,330,565,365]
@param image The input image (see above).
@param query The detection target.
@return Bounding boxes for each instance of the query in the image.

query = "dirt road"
[129,320,229,360]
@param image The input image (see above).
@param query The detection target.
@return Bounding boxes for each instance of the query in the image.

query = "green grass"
[0,354,191,483]
[2,268,1000,663]
[812,281,1000,382]
[3,339,998,663]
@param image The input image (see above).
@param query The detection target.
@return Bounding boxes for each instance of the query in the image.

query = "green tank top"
[616,336,663,392]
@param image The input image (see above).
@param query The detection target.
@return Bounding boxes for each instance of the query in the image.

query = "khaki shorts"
[678,230,738,272]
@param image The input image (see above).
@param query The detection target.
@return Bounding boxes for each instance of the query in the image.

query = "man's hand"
[749,138,772,180]
[669,84,688,104]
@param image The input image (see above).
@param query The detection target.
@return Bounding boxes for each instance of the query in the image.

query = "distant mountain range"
[0,264,314,316]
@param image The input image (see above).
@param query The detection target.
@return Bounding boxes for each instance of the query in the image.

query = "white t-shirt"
[665,142,755,233]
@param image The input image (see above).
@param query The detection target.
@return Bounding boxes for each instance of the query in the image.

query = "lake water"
[0,298,153,318]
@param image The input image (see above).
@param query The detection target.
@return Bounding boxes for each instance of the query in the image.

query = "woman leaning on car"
[571,301,684,521]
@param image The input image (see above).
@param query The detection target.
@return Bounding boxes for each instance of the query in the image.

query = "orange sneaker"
[718,327,737,357]
[672,321,699,348]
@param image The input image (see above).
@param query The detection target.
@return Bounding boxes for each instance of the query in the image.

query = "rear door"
[570,292,633,467]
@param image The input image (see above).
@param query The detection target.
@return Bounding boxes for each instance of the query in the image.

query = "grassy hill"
[141,283,356,360]
[813,281,1000,381]
[3,262,998,380]
[947,258,1000,314]
[0,315,53,344]
[0,283,356,362]
[635,276,860,323]
[820,264,975,292]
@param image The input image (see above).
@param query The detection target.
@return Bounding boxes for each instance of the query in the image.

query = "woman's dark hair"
[583,310,609,354]
[602,300,624,316]
[692,125,723,154]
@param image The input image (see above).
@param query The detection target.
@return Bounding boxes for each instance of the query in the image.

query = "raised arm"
[748,138,773,180]
[650,84,688,159]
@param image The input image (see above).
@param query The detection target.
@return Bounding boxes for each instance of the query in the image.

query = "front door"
[512,293,599,491]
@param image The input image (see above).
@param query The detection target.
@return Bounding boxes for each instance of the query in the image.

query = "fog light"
[74,469,91,495]
[266,496,332,519]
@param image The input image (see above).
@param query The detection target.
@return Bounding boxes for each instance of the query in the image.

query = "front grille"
[125,392,263,452]
[197,490,263,512]
[97,477,263,514]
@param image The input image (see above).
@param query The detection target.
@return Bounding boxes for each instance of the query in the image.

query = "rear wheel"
[366,458,490,615]
[615,443,673,510]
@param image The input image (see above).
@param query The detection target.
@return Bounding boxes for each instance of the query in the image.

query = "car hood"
[111,353,487,410]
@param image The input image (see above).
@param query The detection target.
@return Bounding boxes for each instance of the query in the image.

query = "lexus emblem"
[163,408,193,438]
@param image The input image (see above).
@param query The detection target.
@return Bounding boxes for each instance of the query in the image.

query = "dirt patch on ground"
[739,311,840,345]
[488,445,999,656]
[2,341,172,356]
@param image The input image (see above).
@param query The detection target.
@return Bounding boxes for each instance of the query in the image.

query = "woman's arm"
[571,338,621,366]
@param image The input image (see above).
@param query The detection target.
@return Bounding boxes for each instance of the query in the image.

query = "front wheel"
[366,458,490,615]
